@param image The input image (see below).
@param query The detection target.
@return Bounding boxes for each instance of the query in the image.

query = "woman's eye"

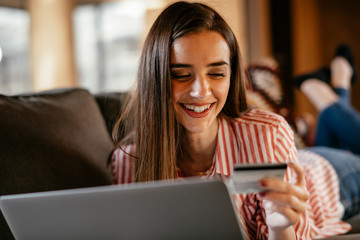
[171,74,192,80]
[208,73,225,78]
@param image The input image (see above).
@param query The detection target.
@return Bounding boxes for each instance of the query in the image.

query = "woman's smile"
[180,102,215,118]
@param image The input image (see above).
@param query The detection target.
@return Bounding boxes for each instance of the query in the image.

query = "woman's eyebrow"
[170,64,192,68]
[170,61,229,69]
[207,61,229,67]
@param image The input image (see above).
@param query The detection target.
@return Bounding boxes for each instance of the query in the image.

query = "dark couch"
[0,88,127,239]
[0,88,359,239]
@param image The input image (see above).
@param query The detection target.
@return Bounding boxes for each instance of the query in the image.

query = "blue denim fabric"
[333,87,351,108]
[306,146,360,220]
[315,89,360,154]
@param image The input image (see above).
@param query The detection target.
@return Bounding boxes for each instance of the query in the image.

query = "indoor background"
[0,0,359,120]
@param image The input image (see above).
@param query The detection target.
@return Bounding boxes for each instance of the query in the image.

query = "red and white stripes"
[111,145,135,184]
[298,150,351,238]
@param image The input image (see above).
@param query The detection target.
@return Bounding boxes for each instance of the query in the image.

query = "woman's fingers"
[259,162,309,201]
[288,162,306,186]
[260,178,309,201]
[259,191,307,213]
[279,205,302,224]
[260,162,309,230]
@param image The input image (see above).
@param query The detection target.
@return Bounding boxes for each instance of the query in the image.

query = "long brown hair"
[113,1,248,182]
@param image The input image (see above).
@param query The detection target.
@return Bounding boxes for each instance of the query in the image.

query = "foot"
[332,44,357,85]
[293,67,330,89]
[330,57,353,89]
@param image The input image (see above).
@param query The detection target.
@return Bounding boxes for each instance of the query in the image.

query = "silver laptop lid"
[0,177,244,240]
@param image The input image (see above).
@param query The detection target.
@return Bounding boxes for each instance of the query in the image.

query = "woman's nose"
[189,75,211,99]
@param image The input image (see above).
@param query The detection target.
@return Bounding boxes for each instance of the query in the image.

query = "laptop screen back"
[0,178,244,240]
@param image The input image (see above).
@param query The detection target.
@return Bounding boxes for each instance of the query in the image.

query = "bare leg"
[300,79,338,112]
[300,56,353,112]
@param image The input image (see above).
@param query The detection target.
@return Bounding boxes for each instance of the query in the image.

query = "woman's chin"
[182,119,218,135]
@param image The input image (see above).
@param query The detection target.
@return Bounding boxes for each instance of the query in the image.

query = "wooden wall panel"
[292,0,360,116]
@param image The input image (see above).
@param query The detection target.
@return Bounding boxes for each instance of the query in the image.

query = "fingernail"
[258,192,265,198]
[259,180,267,187]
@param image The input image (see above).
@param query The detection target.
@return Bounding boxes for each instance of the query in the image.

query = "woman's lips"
[180,103,215,118]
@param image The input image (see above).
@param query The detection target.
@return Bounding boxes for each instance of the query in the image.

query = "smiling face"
[171,30,231,134]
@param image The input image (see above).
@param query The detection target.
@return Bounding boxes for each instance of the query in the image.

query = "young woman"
[112,2,310,239]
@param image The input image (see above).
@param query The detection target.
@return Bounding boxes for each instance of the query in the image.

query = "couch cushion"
[0,88,115,239]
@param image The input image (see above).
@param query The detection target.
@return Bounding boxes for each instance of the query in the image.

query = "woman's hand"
[257,162,309,239]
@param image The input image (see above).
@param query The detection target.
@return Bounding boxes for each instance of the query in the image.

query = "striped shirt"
[297,150,351,238]
[111,108,350,239]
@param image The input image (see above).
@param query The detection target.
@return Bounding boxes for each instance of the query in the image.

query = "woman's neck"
[179,120,219,176]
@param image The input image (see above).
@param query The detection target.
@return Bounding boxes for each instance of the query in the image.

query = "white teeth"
[184,104,211,113]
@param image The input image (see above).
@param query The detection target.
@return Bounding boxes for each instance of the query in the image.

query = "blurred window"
[0,7,30,95]
[0,1,159,95]
[73,1,147,93]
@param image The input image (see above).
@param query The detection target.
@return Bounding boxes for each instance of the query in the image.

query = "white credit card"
[229,163,287,194]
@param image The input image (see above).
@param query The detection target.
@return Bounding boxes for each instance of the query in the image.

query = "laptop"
[0,177,245,240]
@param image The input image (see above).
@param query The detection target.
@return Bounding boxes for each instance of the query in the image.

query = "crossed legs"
[296,46,360,154]
[300,56,352,111]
